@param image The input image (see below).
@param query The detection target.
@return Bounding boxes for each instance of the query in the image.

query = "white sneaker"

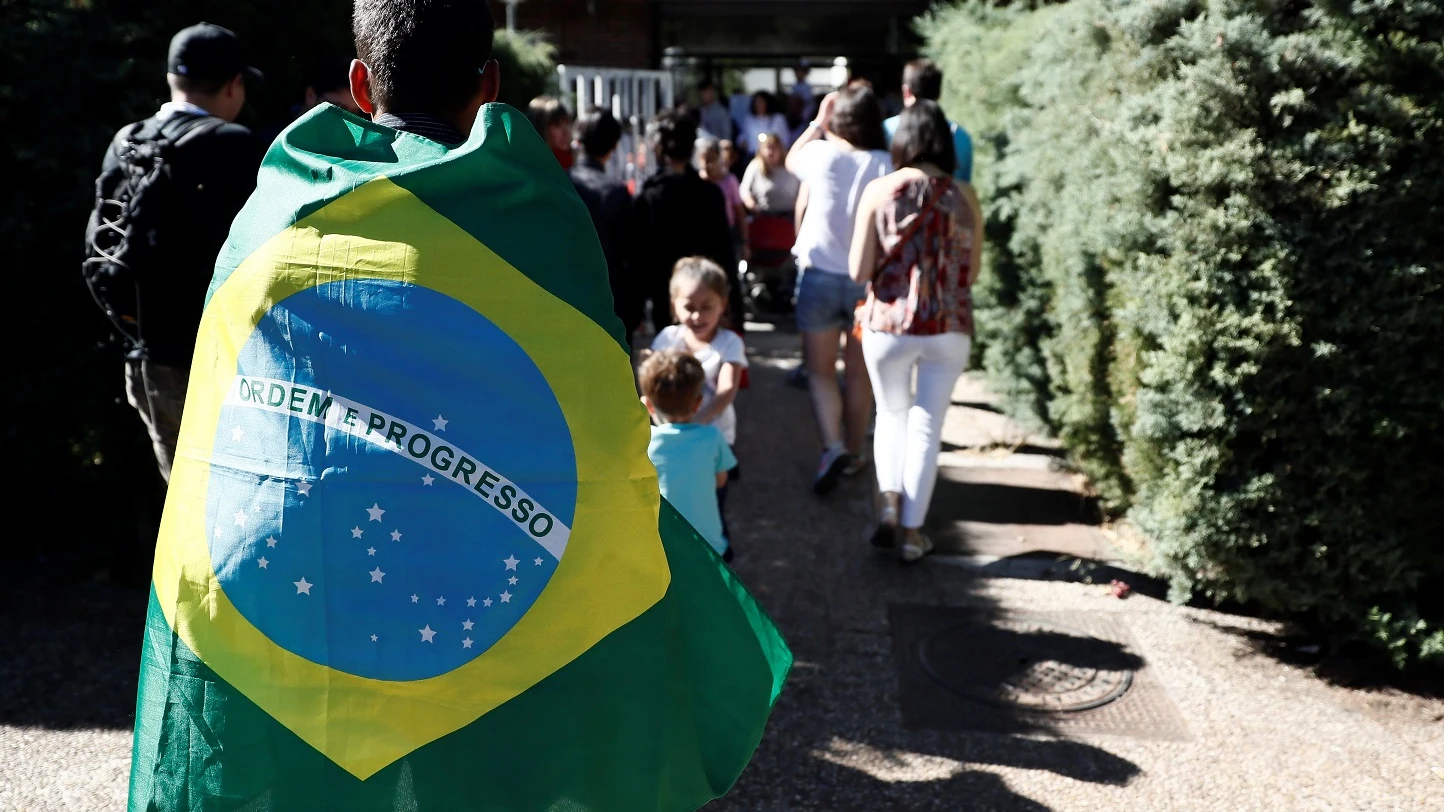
[899,531,934,564]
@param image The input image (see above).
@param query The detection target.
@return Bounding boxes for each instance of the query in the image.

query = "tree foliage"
[2,0,555,580]
[923,0,1444,665]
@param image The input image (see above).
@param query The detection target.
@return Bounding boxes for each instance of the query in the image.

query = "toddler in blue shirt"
[640,350,738,560]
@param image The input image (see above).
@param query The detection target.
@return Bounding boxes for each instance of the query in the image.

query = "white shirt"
[789,139,893,274]
[157,100,211,119]
[651,326,748,444]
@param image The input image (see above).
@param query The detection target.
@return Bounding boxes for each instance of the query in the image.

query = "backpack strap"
[170,115,227,147]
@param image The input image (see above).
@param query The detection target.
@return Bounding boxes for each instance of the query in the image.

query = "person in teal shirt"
[641,350,739,560]
[883,58,973,183]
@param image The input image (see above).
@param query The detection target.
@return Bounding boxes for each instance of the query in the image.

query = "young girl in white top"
[651,257,748,554]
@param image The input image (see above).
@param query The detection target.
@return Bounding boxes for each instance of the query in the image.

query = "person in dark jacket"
[96,22,264,483]
[568,106,637,340]
[632,111,741,336]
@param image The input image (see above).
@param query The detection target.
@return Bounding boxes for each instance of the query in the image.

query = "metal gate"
[556,65,676,181]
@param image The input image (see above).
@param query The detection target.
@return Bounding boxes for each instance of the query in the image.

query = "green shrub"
[922,0,1444,665]
[493,29,559,110]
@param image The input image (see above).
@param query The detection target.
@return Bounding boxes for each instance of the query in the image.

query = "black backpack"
[83,115,225,355]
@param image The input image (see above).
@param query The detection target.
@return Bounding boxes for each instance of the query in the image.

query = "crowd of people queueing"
[546,59,983,564]
[90,22,981,568]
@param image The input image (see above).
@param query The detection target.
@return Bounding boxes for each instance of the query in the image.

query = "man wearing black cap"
[91,22,264,483]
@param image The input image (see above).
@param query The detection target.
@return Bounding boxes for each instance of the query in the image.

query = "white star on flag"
[367,547,377,556]
[436,596,446,606]
[462,619,474,630]
[294,577,313,595]
[500,591,512,603]
[231,426,245,442]
[266,536,278,548]
[503,555,519,571]
[351,526,364,539]
[390,529,402,542]
[297,481,312,496]
[462,637,473,649]
[233,510,248,528]
[370,567,385,583]
[534,557,543,566]
[370,634,378,642]
[482,598,493,608]
[258,557,269,569]
[366,503,385,522]
[411,594,419,603]
[508,576,518,585]
[419,625,436,643]
[432,415,448,431]
[466,597,477,607]
[422,474,435,486]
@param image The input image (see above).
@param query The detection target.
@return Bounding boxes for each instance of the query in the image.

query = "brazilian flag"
[127,103,791,811]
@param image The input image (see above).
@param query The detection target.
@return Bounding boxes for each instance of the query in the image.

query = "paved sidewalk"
[2,325,1440,811]
[709,326,1442,811]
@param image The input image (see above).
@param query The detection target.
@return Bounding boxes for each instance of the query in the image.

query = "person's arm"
[715,434,738,488]
[849,180,886,283]
[695,361,742,425]
[794,182,809,235]
[735,199,750,260]
[785,91,837,174]
[739,162,760,212]
[959,180,984,285]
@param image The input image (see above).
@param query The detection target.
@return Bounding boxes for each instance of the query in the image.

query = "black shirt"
[99,111,262,368]
[569,156,635,328]
[632,166,735,286]
[632,166,741,330]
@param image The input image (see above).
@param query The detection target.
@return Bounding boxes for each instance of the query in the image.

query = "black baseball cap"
[168,23,263,84]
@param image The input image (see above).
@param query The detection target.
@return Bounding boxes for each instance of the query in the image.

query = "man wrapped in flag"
[127,2,791,809]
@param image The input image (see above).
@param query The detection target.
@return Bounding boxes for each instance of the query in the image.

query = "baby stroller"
[742,212,797,316]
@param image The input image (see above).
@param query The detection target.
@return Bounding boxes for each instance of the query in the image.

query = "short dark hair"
[574,105,622,159]
[902,58,943,102]
[639,350,705,418]
[647,109,698,163]
[828,82,886,151]
[352,0,494,115]
[890,99,956,175]
[527,95,571,132]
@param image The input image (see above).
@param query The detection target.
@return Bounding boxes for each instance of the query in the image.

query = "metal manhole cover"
[919,618,1134,712]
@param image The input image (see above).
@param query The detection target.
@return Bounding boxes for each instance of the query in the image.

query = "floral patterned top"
[859,175,976,336]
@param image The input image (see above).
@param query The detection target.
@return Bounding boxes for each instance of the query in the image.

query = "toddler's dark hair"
[640,350,706,418]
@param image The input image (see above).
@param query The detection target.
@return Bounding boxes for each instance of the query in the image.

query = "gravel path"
[3,326,1440,811]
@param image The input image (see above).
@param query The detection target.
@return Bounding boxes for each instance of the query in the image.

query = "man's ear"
[640,395,654,414]
[349,59,376,115]
[478,59,501,104]
[227,73,246,99]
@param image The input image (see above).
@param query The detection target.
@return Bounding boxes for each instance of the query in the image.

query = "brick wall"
[510,0,655,68]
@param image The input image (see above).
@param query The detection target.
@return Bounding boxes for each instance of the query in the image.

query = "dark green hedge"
[3,0,553,581]
[923,0,1444,666]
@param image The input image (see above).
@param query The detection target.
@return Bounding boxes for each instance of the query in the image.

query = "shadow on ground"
[0,582,146,729]
[707,338,1142,811]
[928,477,1102,527]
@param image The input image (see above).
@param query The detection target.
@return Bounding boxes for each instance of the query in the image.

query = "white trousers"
[861,330,972,529]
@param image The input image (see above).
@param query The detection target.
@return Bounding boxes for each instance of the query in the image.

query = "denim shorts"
[794,267,868,333]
